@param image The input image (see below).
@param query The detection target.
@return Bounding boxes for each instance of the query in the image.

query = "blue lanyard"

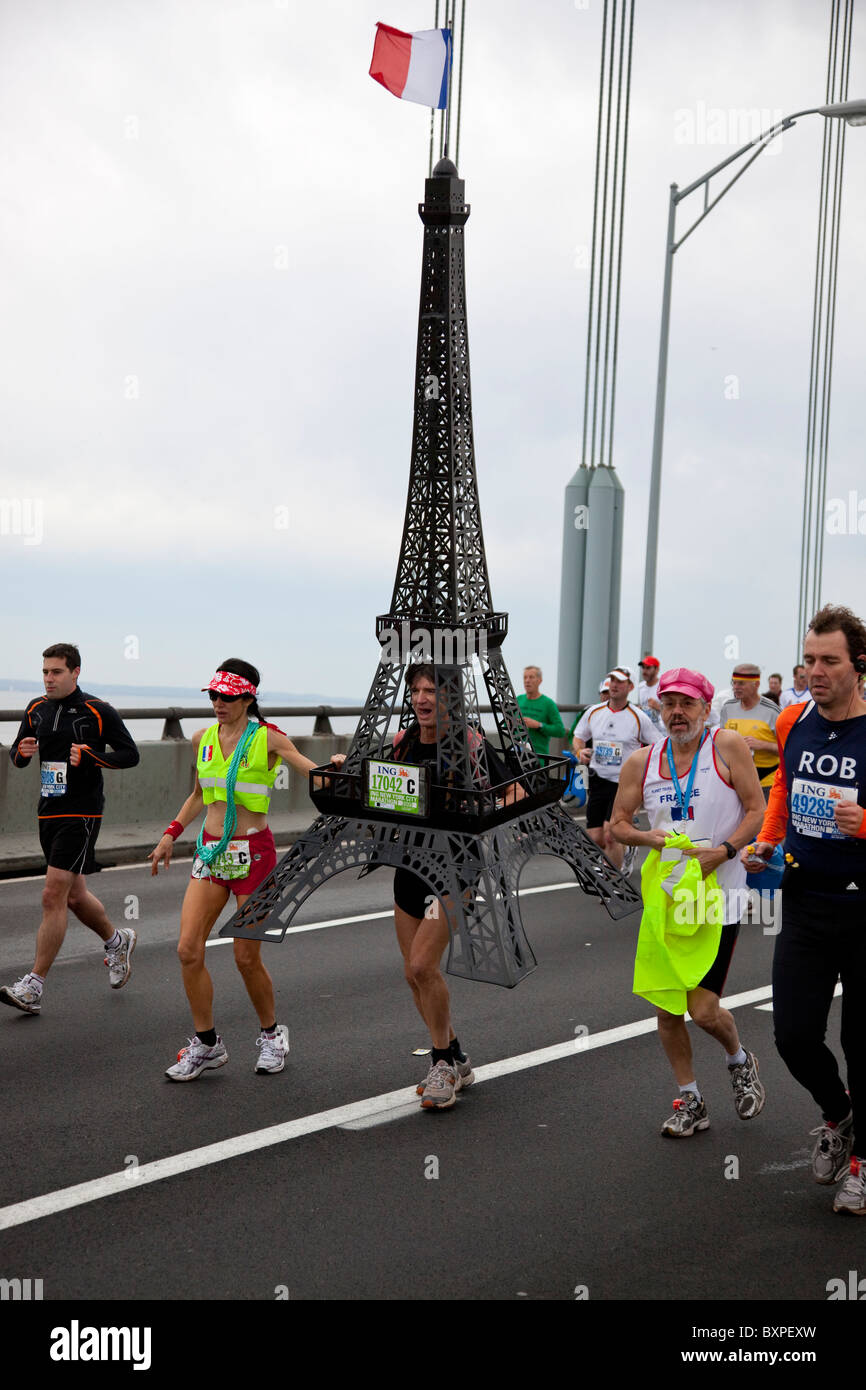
[665,731,708,819]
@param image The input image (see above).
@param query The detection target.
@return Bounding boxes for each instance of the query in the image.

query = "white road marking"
[204,879,580,945]
[0,980,774,1231]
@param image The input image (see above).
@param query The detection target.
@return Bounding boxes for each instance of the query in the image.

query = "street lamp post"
[640,100,866,658]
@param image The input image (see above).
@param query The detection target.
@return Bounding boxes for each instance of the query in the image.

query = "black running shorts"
[586,771,619,829]
[38,816,101,875]
[393,868,437,920]
[698,921,740,997]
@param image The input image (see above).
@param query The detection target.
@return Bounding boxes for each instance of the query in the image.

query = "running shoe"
[622,845,637,875]
[0,976,42,1015]
[104,927,137,989]
[255,1024,290,1074]
[420,1059,462,1110]
[729,1050,766,1120]
[660,1092,709,1137]
[833,1157,866,1215]
[417,1052,474,1096]
[810,1112,854,1184]
[165,1036,228,1081]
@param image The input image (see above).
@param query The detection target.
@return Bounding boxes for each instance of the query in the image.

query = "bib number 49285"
[790,778,858,840]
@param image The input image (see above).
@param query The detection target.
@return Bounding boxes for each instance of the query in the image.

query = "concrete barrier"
[0,734,352,873]
[0,732,574,874]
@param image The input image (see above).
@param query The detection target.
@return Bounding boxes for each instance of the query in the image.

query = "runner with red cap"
[149,658,341,1082]
[611,666,767,1136]
[638,656,663,732]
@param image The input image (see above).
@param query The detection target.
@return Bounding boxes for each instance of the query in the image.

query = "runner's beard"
[665,713,705,746]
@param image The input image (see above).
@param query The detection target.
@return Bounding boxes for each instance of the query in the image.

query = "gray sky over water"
[2,0,864,702]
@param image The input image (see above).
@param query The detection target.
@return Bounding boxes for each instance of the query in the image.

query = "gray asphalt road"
[0,854,859,1339]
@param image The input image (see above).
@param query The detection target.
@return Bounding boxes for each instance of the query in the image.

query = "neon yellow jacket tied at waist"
[196,722,281,814]
[632,832,725,1016]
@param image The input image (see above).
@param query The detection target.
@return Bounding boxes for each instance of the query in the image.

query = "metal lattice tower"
[220,158,639,986]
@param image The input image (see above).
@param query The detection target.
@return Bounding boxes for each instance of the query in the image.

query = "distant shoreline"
[0,681,362,704]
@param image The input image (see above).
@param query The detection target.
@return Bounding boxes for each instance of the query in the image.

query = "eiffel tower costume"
[219,157,640,986]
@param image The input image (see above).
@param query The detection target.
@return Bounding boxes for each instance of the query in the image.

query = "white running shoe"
[420,1059,463,1109]
[105,927,137,989]
[0,976,42,1015]
[833,1157,866,1215]
[729,1050,766,1120]
[255,1024,290,1074]
[417,1053,474,1096]
[165,1036,228,1081]
[811,1112,854,1184]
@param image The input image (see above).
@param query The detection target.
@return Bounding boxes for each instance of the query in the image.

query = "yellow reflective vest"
[196,721,280,814]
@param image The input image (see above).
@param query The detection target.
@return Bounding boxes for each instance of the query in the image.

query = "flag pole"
[443,12,454,157]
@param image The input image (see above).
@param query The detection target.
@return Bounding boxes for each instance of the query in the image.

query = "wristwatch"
[722,841,737,860]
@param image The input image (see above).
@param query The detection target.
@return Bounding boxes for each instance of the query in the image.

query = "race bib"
[364,759,429,816]
[41,761,68,797]
[192,839,252,880]
[595,740,623,767]
[790,778,858,840]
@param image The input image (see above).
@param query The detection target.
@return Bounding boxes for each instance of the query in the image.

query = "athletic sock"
[261,1023,278,1036]
[826,1111,852,1129]
[450,1035,467,1063]
[103,930,122,952]
[431,1046,452,1065]
[197,1028,217,1047]
[680,1081,701,1102]
[726,1047,747,1068]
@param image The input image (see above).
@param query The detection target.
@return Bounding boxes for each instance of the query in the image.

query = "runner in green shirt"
[517,666,566,759]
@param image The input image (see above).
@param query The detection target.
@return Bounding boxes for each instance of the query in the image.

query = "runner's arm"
[712,729,765,851]
[540,700,567,741]
[571,709,591,758]
[9,708,36,765]
[148,730,207,873]
[754,705,800,848]
[266,727,320,775]
[78,702,140,770]
[572,711,593,763]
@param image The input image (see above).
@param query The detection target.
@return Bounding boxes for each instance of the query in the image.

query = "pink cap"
[658,667,714,703]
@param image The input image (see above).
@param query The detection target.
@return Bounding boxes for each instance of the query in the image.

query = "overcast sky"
[1,0,864,705]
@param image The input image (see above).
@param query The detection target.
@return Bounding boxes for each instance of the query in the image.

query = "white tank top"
[642,730,746,922]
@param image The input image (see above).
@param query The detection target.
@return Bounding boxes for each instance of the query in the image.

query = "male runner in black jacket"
[1,643,140,1015]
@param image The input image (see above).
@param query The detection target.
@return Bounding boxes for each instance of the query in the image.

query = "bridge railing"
[0,704,588,740]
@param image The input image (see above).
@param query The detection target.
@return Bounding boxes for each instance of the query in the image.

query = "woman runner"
[150,658,328,1081]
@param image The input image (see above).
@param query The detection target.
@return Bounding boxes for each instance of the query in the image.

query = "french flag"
[369,23,451,110]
